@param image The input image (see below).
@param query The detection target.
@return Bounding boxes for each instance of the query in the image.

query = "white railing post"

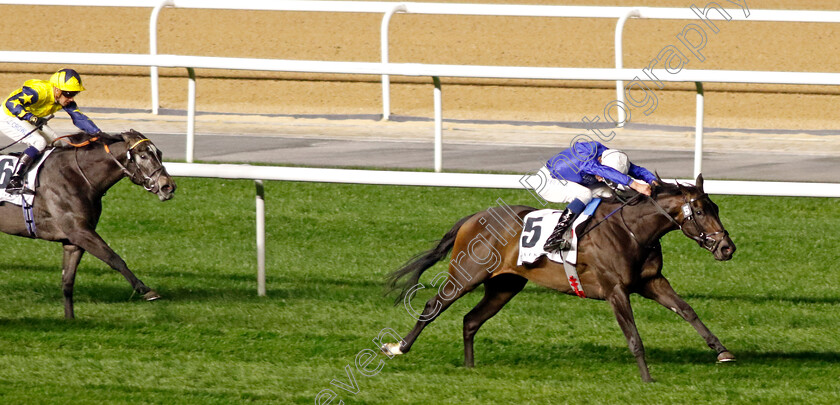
[614,8,640,127]
[433,76,442,172]
[149,0,174,115]
[186,67,196,163]
[380,3,406,121]
[694,82,704,179]
[255,180,266,297]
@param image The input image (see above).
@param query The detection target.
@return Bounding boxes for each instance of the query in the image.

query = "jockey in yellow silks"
[0,68,101,194]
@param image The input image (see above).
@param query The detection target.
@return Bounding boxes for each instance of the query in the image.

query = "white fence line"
[165,162,840,198]
[7,1,840,118]
[3,49,840,173]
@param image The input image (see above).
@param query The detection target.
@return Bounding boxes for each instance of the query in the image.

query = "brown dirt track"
[1,0,839,131]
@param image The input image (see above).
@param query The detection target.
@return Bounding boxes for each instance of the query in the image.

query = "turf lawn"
[0,177,837,404]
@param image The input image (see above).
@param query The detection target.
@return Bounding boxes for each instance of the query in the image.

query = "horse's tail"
[385,213,476,305]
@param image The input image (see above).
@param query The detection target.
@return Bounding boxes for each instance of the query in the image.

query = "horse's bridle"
[110,138,165,193]
[646,193,729,252]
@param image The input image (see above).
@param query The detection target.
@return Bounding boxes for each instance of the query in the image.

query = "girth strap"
[21,197,36,238]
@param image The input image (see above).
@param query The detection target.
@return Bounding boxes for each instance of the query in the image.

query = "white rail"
[2,49,840,173]
[7,1,840,118]
[165,163,840,198]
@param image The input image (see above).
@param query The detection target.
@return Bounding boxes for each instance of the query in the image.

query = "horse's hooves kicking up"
[381,343,403,356]
[717,351,736,363]
[143,290,161,301]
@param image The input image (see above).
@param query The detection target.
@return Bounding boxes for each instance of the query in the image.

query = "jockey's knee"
[568,198,587,214]
[28,136,48,152]
[571,189,594,206]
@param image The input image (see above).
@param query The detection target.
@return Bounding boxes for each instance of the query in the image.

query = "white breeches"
[527,166,614,204]
[0,115,58,152]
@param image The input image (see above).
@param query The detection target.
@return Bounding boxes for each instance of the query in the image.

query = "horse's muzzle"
[713,236,735,261]
[155,175,176,201]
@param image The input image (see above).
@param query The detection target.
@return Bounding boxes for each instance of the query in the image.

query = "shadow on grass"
[0,317,137,331]
[428,341,840,369]
[733,350,840,363]
[0,264,62,274]
[684,292,840,305]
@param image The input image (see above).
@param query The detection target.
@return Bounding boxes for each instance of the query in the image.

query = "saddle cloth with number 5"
[517,198,602,266]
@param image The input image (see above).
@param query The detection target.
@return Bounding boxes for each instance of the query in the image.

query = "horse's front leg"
[641,277,734,363]
[65,228,160,301]
[61,244,85,319]
[606,284,653,383]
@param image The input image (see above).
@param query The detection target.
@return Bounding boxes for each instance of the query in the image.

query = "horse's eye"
[695,210,703,216]
[139,154,148,160]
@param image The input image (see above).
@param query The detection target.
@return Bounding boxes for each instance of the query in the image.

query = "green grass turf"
[0,177,838,404]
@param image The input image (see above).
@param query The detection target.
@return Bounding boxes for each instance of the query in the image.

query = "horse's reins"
[575,193,640,240]
[645,193,729,252]
[56,136,163,193]
[103,138,165,192]
[575,183,728,252]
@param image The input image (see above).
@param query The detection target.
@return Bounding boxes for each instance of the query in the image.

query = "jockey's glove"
[26,114,48,128]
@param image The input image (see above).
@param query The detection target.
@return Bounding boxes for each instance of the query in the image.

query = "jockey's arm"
[4,86,39,120]
[629,180,652,196]
[628,162,658,185]
[64,102,101,134]
[585,160,633,186]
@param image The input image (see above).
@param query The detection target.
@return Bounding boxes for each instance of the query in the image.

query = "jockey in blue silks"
[534,141,658,252]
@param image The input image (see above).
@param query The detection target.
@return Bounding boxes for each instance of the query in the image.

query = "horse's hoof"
[143,290,161,301]
[717,351,736,363]
[380,343,403,357]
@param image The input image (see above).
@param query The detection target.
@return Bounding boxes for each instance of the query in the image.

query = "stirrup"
[544,237,570,252]
[5,178,32,195]
[5,186,33,195]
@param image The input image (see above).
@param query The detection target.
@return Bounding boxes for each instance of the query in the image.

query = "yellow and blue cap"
[50,68,86,92]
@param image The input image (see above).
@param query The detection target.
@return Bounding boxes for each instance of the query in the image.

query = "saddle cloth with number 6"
[0,149,53,206]
[517,198,602,266]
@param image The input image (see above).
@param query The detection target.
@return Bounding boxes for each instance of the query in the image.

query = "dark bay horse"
[0,130,176,319]
[385,174,735,382]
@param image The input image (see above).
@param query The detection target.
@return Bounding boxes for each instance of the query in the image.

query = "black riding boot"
[5,153,37,195]
[544,207,580,252]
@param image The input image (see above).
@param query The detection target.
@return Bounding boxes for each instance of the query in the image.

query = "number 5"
[521,217,542,248]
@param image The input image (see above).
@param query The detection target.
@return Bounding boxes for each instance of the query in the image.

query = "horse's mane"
[54,131,124,151]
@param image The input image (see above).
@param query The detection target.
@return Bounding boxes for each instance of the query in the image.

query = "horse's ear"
[676,180,690,196]
[695,173,705,193]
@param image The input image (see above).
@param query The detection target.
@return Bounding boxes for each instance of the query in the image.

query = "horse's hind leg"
[61,244,84,319]
[66,228,159,300]
[463,274,527,367]
[384,274,481,357]
[641,277,734,363]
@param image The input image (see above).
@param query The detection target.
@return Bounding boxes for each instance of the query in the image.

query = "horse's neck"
[619,193,684,245]
[72,143,129,193]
